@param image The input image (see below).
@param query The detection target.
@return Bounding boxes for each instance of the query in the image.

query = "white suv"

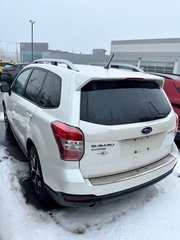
[0,59,178,207]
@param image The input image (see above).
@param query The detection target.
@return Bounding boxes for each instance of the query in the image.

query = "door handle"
[26,112,32,120]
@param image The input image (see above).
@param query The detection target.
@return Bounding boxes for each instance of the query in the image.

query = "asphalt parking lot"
[0,91,2,112]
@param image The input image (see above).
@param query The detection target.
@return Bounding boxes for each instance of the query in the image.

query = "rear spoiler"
[75,74,164,91]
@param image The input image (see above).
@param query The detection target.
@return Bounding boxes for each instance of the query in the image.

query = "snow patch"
[0,146,180,240]
[0,112,4,122]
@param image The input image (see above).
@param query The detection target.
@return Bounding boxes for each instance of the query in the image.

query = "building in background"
[9,38,180,75]
[20,42,110,65]
[20,42,49,62]
[44,48,109,64]
[111,38,180,74]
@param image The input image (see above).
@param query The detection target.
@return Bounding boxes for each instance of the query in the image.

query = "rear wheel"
[28,146,49,202]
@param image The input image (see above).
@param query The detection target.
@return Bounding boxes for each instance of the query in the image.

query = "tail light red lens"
[51,122,84,161]
[175,113,179,131]
[174,113,179,139]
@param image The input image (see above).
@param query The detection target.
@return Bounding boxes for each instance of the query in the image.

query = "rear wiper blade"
[139,115,167,122]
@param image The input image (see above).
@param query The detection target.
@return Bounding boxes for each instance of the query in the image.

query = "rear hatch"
[79,79,174,178]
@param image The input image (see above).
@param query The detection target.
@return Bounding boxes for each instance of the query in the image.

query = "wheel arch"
[26,138,36,154]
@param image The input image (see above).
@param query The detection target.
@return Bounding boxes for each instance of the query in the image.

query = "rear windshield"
[80,80,171,125]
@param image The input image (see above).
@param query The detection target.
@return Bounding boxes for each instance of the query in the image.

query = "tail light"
[175,113,179,132]
[173,113,179,139]
[51,122,84,161]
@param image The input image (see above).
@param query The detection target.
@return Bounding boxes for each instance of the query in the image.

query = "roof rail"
[33,59,79,71]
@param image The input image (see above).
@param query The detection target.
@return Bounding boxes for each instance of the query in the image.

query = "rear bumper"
[45,143,178,207]
[45,167,175,207]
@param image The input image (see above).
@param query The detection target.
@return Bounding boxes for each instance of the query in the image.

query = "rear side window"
[80,80,171,125]
[24,69,47,103]
[38,72,61,108]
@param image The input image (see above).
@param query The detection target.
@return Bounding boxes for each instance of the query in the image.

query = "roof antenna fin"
[104,53,115,69]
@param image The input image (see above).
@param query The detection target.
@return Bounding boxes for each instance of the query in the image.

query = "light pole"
[29,20,35,62]
[138,56,142,68]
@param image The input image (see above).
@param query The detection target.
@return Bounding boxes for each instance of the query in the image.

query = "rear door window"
[38,71,61,108]
[80,80,171,125]
[24,69,47,104]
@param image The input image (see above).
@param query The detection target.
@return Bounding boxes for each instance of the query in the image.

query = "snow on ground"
[0,112,4,122]
[0,143,180,240]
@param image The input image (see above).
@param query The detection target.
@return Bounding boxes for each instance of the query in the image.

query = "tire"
[28,146,49,202]
[3,104,11,131]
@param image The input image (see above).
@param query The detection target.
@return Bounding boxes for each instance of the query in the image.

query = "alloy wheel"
[29,149,43,194]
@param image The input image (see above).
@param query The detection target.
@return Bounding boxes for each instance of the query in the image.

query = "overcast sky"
[1,0,180,54]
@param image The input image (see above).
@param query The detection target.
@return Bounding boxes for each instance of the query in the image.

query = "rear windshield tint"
[80,80,171,125]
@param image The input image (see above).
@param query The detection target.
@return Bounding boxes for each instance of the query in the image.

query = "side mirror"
[0,83,11,93]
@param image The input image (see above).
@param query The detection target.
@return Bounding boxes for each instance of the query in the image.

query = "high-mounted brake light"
[125,78,144,81]
[51,122,84,161]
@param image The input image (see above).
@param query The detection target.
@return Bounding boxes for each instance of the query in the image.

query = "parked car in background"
[4,63,27,78]
[150,73,180,140]
[3,64,16,71]
[0,72,14,84]
[0,59,178,207]
[0,61,14,72]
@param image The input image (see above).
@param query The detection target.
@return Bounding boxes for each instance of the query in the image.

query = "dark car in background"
[3,63,27,78]
[151,73,180,140]
[0,72,14,84]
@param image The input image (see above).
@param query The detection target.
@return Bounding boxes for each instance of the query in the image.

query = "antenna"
[104,53,115,69]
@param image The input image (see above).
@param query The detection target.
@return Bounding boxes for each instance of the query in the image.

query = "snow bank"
[0,145,180,240]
